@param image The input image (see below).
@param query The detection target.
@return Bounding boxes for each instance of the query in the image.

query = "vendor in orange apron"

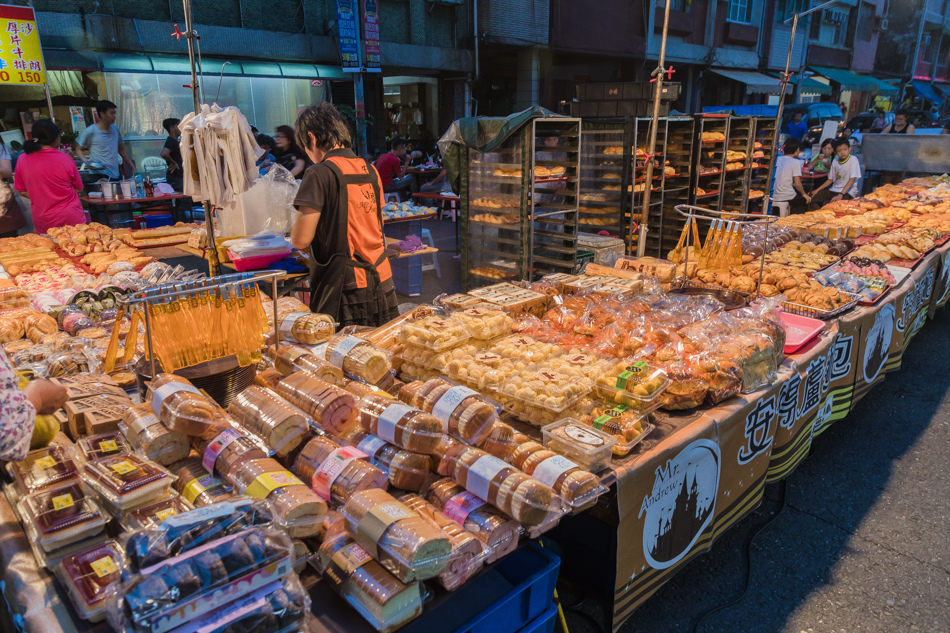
[291,103,399,327]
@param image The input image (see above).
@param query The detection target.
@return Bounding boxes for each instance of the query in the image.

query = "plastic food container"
[399,378,499,445]
[274,371,359,436]
[267,344,344,384]
[227,249,291,271]
[82,454,175,514]
[118,404,191,467]
[75,432,132,464]
[19,482,108,552]
[450,306,513,341]
[358,393,444,454]
[230,458,327,538]
[397,315,473,351]
[491,334,562,364]
[325,334,394,386]
[476,421,521,461]
[339,488,452,583]
[443,349,529,395]
[508,441,607,512]
[314,535,428,633]
[277,311,336,345]
[117,492,195,532]
[226,385,311,457]
[532,349,614,382]
[540,418,616,473]
[594,359,670,413]
[197,427,268,481]
[291,435,388,505]
[8,445,80,497]
[149,374,230,440]
[577,403,654,456]
[56,540,123,622]
[500,368,593,427]
[340,427,434,493]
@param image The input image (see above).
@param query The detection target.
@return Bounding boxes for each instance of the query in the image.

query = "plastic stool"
[771,199,790,217]
[440,198,457,222]
[420,228,441,278]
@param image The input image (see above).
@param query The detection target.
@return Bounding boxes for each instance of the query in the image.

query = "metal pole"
[637,0,672,257]
[43,84,54,122]
[183,0,221,276]
[353,1,368,158]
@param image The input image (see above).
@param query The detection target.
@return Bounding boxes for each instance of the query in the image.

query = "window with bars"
[780,0,810,23]
[727,0,752,23]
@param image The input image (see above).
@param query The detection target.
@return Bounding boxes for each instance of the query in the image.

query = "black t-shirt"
[163,136,182,167]
[275,149,301,173]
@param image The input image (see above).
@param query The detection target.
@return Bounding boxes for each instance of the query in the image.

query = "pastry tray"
[780,312,826,354]
[780,297,859,320]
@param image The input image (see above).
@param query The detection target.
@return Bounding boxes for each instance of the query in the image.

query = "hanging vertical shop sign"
[335,0,361,72]
[0,5,45,85]
[362,0,382,72]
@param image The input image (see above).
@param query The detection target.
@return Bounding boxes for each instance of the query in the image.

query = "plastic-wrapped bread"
[119,405,191,466]
[117,493,194,532]
[277,311,336,345]
[441,445,560,527]
[314,535,426,633]
[477,421,520,461]
[325,334,393,385]
[320,508,347,543]
[358,393,443,454]
[398,378,497,445]
[422,477,520,563]
[227,386,310,457]
[339,426,434,492]
[508,442,605,511]
[230,458,326,538]
[168,457,232,507]
[196,426,268,481]
[397,493,488,591]
[342,377,395,401]
[340,488,452,583]
[274,371,358,435]
[253,368,284,391]
[149,374,229,440]
[266,344,344,384]
[291,435,388,505]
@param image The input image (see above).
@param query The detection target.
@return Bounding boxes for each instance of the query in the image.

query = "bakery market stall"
[1,175,950,632]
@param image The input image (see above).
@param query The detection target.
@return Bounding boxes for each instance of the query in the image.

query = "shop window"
[727,0,752,24]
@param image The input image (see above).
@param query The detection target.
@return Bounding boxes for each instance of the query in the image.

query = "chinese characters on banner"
[334,0,361,72]
[362,0,381,72]
[0,5,45,85]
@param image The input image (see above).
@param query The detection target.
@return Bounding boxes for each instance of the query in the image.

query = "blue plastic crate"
[143,214,174,228]
[518,604,558,633]
[390,256,422,297]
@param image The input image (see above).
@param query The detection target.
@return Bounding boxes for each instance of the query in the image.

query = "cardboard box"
[64,394,132,439]
[52,374,126,401]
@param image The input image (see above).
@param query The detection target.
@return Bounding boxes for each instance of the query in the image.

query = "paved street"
[558,308,950,633]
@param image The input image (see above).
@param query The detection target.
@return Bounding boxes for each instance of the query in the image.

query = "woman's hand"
[23,380,68,414]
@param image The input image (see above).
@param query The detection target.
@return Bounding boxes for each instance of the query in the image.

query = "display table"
[80,194,191,228]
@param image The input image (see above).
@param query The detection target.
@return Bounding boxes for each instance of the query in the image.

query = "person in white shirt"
[808,138,861,210]
[772,137,811,215]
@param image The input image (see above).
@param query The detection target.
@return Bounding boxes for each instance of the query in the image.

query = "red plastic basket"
[227,250,291,271]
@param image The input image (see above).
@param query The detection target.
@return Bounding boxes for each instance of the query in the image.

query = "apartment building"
[876,0,950,112]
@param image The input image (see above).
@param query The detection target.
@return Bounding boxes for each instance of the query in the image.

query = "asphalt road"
[556,307,950,633]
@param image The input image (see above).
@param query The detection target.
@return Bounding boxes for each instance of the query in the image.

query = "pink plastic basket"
[780,311,826,354]
[227,250,291,271]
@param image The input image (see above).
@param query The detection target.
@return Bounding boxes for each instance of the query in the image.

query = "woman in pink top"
[13,119,85,235]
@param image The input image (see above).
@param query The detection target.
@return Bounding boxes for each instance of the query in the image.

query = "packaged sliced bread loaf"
[476,421,521,461]
[291,435,388,505]
[275,371,358,436]
[357,393,443,454]
[167,457,231,507]
[148,374,229,440]
[230,457,327,538]
[266,344,344,384]
[227,386,310,457]
[339,426,434,492]
[397,378,498,445]
[196,426,268,481]
[508,441,606,511]
[325,334,393,386]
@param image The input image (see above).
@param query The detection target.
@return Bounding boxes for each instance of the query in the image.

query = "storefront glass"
[383,76,439,151]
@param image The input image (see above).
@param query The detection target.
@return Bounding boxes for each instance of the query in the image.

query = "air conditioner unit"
[823,9,847,23]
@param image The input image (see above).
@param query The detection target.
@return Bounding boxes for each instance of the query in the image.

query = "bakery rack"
[578,119,630,246]
[747,116,775,213]
[720,116,753,215]
[692,114,730,213]
[529,118,582,280]
[656,116,695,257]
[634,116,669,257]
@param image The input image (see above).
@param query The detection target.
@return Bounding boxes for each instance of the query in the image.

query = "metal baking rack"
[673,204,778,299]
[117,269,284,378]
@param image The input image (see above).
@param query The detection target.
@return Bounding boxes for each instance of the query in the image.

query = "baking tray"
[781,297,858,320]
[673,281,750,310]
[780,311,827,354]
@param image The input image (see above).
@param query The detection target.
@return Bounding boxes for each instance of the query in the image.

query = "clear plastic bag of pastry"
[476,421,522,461]
[339,488,452,583]
[339,426,434,493]
[274,310,336,345]
[119,404,191,467]
[196,425,269,481]
[657,361,710,410]
[398,378,499,445]
[265,343,345,384]
[507,440,607,512]
[227,385,311,457]
[274,370,359,436]
[121,496,278,574]
[148,373,230,440]
[396,314,473,351]
[501,367,594,427]
[313,534,429,633]
[291,435,388,505]
[357,393,444,454]
[396,493,489,591]
[18,482,108,552]
[594,358,670,413]
[117,492,195,532]
[229,457,327,538]
[576,402,654,456]
[46,349,93,377]
[75,432,132,464]
[422,477,521,563]
[81,453,176,515]
[105,527,294,633]
[324,333,394,386]
[55,540,124,622]
[7,444,80,497]
[168,457,233,507]
[439,444,566,529]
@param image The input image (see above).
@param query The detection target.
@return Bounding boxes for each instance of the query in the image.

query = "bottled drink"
[144,177,154,197]
[134,173,144,198]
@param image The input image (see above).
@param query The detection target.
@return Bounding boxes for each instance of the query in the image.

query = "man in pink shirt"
[375,138,416,196]
[14,119,85,234]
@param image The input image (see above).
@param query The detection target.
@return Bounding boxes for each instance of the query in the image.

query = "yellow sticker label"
[245,470,303,499]
[90,556,118,578]
[52,493,74,510]
[98,440,118,453]
[34,456,56,470]
[109,461,136,475]
[155,508,178,521]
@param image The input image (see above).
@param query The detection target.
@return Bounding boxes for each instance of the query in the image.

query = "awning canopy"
[934,83,950,99]
[911,80,942,103]
[787,74,832,96]
[0,70,94,107]
[809,66,884,92]
[868,76,899,96]
[708,69,782,95]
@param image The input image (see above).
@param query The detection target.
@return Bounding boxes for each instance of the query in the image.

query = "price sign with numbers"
[0,5,46,86]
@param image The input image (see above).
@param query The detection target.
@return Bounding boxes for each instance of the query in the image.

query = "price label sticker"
[110,460,137,475]
[90,556,118,578]
[99,439,119,453]
[52,493,74,510]
[155,508,178,521]
[34,456,56,470]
